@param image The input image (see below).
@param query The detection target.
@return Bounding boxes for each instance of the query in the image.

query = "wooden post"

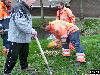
[80,0,84,20]
[79,0,85,35]
[40,0,44,19]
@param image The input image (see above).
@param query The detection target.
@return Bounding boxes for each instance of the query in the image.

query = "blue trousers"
[0,18,10,49]
[1,34,10,49]
[61,30,84,53]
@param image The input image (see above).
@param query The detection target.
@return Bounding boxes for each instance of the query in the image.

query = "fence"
[70,0,100,18]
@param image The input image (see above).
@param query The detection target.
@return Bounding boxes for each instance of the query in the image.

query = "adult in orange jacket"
[43,20,86,63]
[55,1,76,50]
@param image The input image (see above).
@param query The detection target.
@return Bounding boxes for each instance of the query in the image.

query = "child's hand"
[0,29,4,34]
[69,43,75,50]
[2,48,9,56]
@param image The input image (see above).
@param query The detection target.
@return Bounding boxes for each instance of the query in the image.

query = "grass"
[0,34,100,75]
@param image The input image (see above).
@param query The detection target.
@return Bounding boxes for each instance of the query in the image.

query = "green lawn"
[0,34,100,75]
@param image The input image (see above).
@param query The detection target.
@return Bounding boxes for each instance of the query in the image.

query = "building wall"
[70,0,100,17]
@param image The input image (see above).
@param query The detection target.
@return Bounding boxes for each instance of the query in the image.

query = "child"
[0,19,10,55]
[43,20,86,63]
[0,0,11,55]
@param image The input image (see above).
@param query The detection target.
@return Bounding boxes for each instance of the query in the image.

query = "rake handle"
[35,36,52,75]
[35,36,48,65]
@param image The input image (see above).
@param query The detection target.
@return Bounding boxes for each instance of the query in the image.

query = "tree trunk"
[80,0,84,20]
[79,0,85,35]
[40,0,44,19]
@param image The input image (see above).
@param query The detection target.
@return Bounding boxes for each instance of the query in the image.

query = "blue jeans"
[62,30,84,53]
[0,18,10,49]
[2,34,10,49]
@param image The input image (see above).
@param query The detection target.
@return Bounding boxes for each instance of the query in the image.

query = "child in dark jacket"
[0,18,10,55]
[0,0,11,55]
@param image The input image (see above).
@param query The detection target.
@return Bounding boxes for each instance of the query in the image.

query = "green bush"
[77,19,100,35]
[32,18,54,27]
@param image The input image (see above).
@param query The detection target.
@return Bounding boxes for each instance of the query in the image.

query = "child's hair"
[56,1,64,6]
[42,24,46,28]
[41,22,49,31]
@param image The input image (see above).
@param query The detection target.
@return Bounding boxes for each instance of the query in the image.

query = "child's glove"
[47,40,61,48]
[0,29,4,35]
[47,40,56,48]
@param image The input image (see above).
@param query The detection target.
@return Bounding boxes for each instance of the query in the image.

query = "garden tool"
[74,61,81,75]
[35,36,52,75]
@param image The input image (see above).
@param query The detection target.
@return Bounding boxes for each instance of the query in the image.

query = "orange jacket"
[0,1,10,20]
[48,20,79,39]
[56,7,75,24]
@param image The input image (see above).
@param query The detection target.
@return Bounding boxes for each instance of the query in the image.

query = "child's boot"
[62,48,70,56]
[76,53,86,62]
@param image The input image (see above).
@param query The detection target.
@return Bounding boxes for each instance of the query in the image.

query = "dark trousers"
[62,30,84,53]
[4,42,29,74]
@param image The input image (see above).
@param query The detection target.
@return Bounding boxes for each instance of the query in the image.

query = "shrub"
[77,19,100,35]
[32,18,53,27]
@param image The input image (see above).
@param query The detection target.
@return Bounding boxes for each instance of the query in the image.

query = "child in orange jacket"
[43,20,86,63]
[52,1,75,50]
[56,2,75,24]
